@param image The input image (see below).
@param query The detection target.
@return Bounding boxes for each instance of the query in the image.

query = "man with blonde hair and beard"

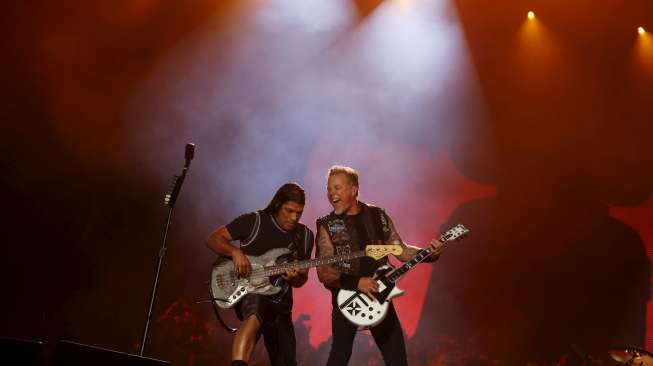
[316,165,441,366]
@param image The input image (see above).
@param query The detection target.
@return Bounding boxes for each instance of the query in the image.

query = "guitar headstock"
[364,245,403,260]
[439,224,469,243]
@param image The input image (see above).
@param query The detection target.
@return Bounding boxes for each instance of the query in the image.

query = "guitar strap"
[268,224,307,305]
[289,226,304,258]
[361,204,381,245]
[295,226,311,259]
[360,204,391,266]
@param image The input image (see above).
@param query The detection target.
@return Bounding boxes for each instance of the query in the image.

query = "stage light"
[638,27,646,35]
[527,11,535,20]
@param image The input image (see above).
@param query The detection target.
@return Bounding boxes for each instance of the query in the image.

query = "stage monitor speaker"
[51,340,170,366]
[0,337,46,366]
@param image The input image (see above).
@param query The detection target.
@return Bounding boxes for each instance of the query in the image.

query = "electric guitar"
[336,224,469,328]
[210,245,403,309]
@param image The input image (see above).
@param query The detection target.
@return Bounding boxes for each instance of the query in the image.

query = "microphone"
[185,143,195,166]
[142,142,197,355]
[164,143,195,206]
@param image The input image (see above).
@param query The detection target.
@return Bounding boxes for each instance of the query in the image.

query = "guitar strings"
[226,248,394,281]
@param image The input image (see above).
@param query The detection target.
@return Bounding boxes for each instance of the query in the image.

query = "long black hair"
[263,182,306,215]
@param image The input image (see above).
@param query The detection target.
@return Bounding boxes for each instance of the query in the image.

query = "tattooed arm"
[316,224,345,287]
[385,214,442,263]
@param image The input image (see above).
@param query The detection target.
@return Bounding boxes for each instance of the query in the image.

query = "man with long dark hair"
[207,182,314,366]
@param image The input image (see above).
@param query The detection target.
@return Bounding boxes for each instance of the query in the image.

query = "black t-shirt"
[226,210,314,260]
[226,210,314,308]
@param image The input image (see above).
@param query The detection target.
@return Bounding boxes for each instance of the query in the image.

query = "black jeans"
[261,313,297,366]
[326,292,408,366]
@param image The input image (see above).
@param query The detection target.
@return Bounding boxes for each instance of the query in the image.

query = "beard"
[332,200,355,215]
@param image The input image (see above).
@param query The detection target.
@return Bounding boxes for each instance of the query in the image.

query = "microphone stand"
[138,143,195,357]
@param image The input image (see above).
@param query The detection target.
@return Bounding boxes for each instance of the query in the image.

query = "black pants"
[236,293,297,366]
[326,293,408,366]
[260,313,297,366]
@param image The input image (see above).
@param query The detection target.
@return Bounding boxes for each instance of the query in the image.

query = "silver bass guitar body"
[210,247,291,309]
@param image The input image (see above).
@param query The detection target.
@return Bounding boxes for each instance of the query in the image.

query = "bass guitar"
[211,244,403,309]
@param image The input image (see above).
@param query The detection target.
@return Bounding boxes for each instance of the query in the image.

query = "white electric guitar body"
[336,224,469,328]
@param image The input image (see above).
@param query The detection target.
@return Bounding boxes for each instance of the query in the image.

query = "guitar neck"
[385,232,453,284]
[252,250,368,277]
[385,247,436,283]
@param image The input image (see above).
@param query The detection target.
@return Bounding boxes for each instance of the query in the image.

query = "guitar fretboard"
[248,250,368,279]
[385,230,458,283]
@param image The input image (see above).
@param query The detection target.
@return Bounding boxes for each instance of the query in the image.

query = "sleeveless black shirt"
[316,202,392,277]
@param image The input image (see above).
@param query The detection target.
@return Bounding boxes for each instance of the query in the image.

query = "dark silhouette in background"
[412,0,653,364]
[414,187,650,364]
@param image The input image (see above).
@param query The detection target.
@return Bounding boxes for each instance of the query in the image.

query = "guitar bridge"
[227,285,248,305]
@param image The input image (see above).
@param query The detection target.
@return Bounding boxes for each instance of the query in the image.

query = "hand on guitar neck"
[427,238,445,260]
[357,239,443,296]
[282,267,307,287]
